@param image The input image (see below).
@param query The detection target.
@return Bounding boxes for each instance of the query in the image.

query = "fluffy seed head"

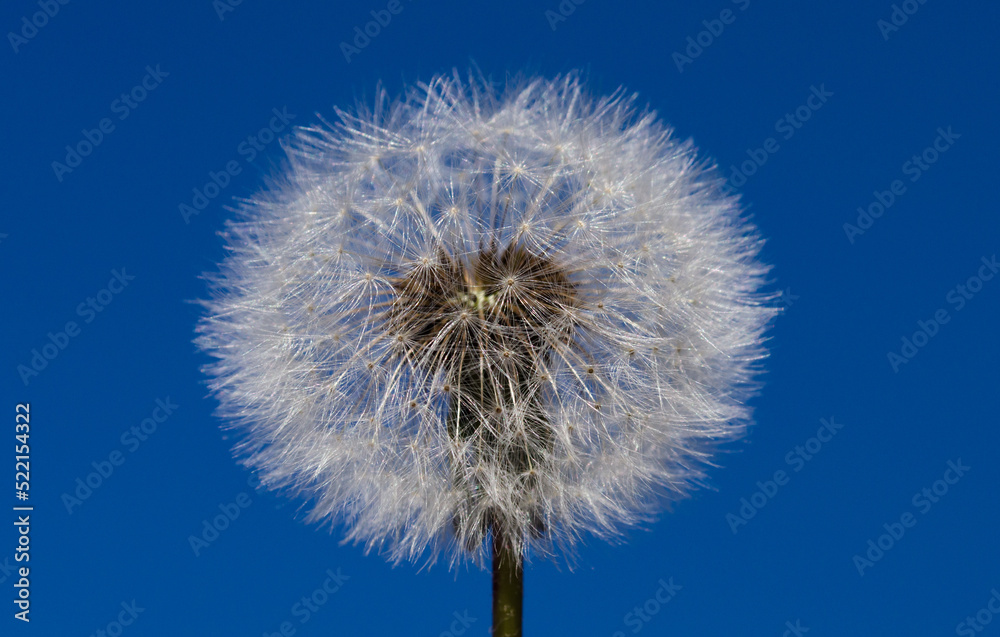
[196,70,777,567]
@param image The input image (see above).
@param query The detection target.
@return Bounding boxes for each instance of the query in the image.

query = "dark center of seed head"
[389,243,577,537]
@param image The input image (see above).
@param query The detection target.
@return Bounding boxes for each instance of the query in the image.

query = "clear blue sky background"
[2,1,998,635]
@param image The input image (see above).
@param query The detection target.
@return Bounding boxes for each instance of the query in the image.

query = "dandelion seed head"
[196,70,777,568]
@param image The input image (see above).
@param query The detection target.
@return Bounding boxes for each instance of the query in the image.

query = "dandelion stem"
[492,527,523,637]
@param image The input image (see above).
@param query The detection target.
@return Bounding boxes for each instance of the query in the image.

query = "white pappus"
[195,70,778,568]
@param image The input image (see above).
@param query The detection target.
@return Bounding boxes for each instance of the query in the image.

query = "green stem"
[492,527,523,637]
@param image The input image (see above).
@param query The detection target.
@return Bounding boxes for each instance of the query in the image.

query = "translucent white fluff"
[196,71,777,568]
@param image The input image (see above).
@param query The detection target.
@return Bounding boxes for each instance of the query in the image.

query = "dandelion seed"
[196,70,776,635]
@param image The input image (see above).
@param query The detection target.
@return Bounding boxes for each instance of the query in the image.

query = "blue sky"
[2,1,998,635]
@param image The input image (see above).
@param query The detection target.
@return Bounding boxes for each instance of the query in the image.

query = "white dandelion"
[196,70,776,634]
